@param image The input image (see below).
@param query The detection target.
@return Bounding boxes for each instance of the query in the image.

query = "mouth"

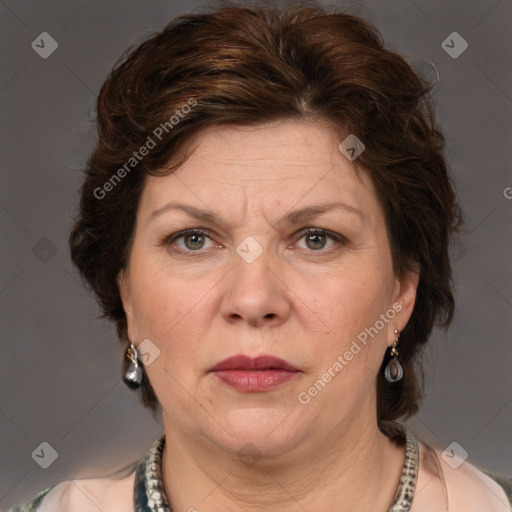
[210,354,301,392]
[211,354,299,372]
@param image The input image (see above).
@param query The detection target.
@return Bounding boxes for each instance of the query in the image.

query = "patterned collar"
[133,422,419,512]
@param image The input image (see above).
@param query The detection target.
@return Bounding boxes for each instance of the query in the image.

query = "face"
[118,120,418,459]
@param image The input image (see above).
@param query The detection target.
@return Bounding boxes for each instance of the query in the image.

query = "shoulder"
[416,441,511,512]
[11,472,136,512]
[440,455,511,511]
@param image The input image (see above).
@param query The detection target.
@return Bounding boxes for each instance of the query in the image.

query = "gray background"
[1,0,511,509]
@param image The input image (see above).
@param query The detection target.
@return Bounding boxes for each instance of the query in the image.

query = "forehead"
[140,120,379,217]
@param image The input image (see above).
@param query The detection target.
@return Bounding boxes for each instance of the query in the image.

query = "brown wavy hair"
[69,1,463,421]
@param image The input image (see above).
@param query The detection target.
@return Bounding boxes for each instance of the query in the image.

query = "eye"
[162,227,346,254]
[295,228,345,252]
[164,229,217,252]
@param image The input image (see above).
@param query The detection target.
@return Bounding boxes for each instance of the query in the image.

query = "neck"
[161,407,405,512]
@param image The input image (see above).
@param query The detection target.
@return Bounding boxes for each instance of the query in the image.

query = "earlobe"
[397,268,419,308]
[117,269,128,305]
[390,267,420,344]
[117,269,134,338]
[116,268,130,311]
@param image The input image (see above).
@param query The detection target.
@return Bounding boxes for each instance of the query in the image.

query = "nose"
[220,247,292,328]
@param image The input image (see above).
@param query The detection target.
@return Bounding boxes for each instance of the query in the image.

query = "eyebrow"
[148,201,363,228]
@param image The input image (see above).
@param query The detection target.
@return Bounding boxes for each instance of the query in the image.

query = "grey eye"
[184,233,206,250]
[305,233,327,250]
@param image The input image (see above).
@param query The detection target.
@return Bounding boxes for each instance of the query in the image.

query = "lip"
[210,355,301,392]
[211,354,299,372]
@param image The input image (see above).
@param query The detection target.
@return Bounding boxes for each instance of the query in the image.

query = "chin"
[207,406,308,460]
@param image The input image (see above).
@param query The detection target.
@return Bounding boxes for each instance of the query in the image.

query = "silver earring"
[123,343,143,389]
[384,329,403,383]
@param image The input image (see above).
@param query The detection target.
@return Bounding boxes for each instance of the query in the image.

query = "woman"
[8,2,511,511]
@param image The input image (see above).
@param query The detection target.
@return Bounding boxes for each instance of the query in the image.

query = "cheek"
[128,276,203,396]
[306,266,392,335]
[126,256,215,372]
[127,250,198,334]
[130,280,183,336]
[296,263,394,381]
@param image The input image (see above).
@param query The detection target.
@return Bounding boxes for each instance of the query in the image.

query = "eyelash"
[162,228,347,255]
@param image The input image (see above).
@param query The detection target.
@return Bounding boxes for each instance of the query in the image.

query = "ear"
[117,268,135,341]
[388,266,420,346]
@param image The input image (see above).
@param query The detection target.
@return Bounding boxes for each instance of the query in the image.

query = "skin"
[118,119,419,512]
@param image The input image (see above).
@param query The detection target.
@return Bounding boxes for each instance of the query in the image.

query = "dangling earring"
[384,329,404,383]
[123,343,143,389]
